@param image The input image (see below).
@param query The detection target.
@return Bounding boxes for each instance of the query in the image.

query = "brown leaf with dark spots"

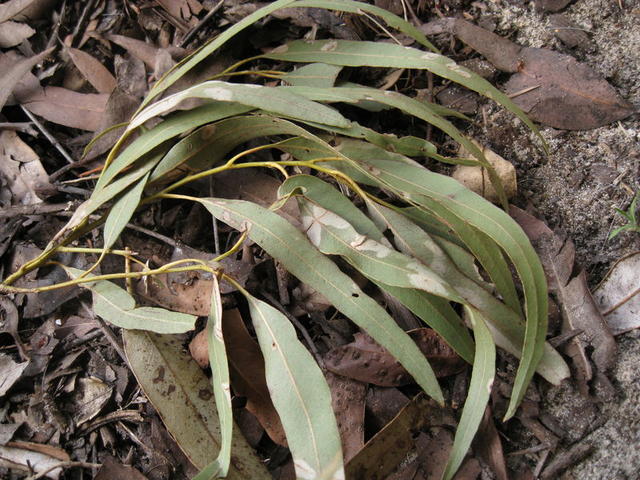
[510,206,616,395]
[427,18,635,130]
[224,309,287,446]
[325,329,465,387]
[326,371,366,462]
[67,47,117,94]
[365,387,409,432]
[21,86,109,131]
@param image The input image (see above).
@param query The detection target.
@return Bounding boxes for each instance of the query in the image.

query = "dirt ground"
[475,1,640,478]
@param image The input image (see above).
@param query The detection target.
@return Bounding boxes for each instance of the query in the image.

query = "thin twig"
[20,106,75,165]
[0,202,78,219]
[84,302,128,363]
[70,0,97,47]
[0,122,37,135]
[24,461,102,480]
[180,0,225,47]
[602,287,640,316]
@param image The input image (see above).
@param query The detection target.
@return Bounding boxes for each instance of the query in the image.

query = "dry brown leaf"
[106,34,184,78]
[0,129,52,205]
[67,47,117,94]
[346,394,455,480]
[69,377,113,426]
[0,0,37,23]
[20,86,109,131]
[156,0,202,24]
[326,372,366,462]
[0,20,34,47]
[325,329,465,387]
[0,48,52,110]
[453,141,517,203]
[424,18,635,130]
[95,456,149,480]
[510,206,617,393]
[0,353,28,397]
[594,251,640,335]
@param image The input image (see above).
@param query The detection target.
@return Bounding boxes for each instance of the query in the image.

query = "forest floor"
[0,0,638,479]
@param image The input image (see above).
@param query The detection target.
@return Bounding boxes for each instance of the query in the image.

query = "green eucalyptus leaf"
[103,172,149,250]
[325,151,564,417]
[265,39,543,151]
[242,290,344,480]
[442,307,495,480]
[281,63,343,87]
[196,197,445,403]
[97,103,251,191]
[64,267,196,333]
[203,276,232,477]
[132,81,349,132]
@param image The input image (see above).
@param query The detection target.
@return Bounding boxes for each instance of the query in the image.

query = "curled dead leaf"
[453,141,517,203]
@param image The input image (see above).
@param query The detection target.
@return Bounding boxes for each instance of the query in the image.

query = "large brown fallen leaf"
[593,251,640,335]
[0,0,38,22]
[0,353,28,397]
[21,86,109,131]
[0,48,52,110]
[67,47,117,94]
[510,206,616,392]
[123,330,271,478]
[346,393,455,480]
[422,18,635,130]
[325,329,465,386]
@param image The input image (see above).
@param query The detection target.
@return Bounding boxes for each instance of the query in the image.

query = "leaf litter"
[0,0,638,479]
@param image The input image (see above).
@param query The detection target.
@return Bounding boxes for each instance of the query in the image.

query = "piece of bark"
[548,14,591,49]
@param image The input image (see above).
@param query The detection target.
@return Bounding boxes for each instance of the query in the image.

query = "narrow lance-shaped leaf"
[297,199,464,304]
[130,80,349,132]
[242,290,345,480]
[265,39,543,150]
[103,172,149,250]
[194,276,233,479]
[442,307,495,480]
[64,267,196,334]
[196,198,444,403]
[275,140,567,387]
[142,0,436,109]
[281,63,343,88]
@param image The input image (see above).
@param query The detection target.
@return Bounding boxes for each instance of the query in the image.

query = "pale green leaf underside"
[443,308,495,480]
[244,291,344,480]
[65,267,196,334]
